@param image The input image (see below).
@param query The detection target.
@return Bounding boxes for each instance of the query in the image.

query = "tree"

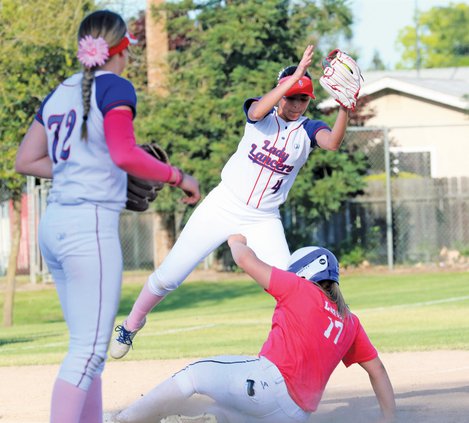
[370,50,386,71]
[0,0,94,326]
[396,2,469,69]
[136,0,367,252]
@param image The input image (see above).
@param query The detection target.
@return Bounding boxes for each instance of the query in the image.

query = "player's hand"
[293,45,314,80]
[179,173,201,205]
[228,234,247,248]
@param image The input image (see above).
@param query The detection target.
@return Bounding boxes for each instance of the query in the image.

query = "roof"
[318,67,469,111]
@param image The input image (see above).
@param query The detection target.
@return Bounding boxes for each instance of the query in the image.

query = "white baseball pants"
[39,202,123,390]
[148,183,291,296]
[173,355,311,422]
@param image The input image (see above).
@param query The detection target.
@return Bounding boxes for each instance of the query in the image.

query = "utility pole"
[146,0,172,265]
[146,0,168,94]
[414,0,422,75]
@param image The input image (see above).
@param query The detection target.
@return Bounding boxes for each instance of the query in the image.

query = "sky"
[350,0,468,69]
[119,0,467,69]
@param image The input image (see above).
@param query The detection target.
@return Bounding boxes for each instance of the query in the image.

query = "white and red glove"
[319,49,363,111]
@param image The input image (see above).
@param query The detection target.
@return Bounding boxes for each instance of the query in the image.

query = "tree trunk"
[146,0,168,95]
[3,196,22,327]
[146,0,174,267]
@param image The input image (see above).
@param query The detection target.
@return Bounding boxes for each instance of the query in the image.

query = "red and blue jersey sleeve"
[243,97,274,124]
[302,119,330,149]
[342,317,378,367]
[35,74,137,124]
[95,73,137,118]
[35,90,56,125]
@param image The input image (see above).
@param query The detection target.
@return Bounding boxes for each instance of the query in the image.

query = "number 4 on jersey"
[271,179,283,194]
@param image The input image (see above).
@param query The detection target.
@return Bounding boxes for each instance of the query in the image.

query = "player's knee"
[172,368,196,397]
[60,348,106,390]
[147,270,181,296]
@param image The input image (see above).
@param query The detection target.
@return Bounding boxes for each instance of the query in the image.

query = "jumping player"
[110,44,352,359]
[15,10,199,423]
[112,235,396,423]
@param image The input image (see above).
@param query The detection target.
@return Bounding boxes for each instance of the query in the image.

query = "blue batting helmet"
[288,246,340,284]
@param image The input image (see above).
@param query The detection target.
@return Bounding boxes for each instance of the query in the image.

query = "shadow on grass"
[0,337,35,346]
[117,281,262,316]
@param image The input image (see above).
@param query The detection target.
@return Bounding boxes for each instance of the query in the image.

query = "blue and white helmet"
[287,246,340,284]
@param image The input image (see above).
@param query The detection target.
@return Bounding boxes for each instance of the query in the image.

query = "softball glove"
[125,143,169,212]
[319,49,363,111]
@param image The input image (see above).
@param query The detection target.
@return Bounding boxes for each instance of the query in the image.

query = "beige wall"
[364,93,469,177]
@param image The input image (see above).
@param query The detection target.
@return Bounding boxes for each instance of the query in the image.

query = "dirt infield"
[1,350,468,423]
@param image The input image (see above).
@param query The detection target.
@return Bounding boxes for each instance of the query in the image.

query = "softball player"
[15,10,199,423]
[113,236,396,423]
[111,45,352,359]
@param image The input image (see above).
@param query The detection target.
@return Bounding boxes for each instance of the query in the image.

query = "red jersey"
[259,267,377,412]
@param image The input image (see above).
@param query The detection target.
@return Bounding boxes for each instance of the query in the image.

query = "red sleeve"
[266,267,301,300]
[103,109,173,183]
[342,317,378,367]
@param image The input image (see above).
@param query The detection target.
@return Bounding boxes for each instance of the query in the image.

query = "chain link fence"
[313,125,469,267]
[2,124,469,280]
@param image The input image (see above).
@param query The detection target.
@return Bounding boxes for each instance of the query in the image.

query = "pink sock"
[126,281,163,331]
[79,375,103,423]
[50,378,87,423]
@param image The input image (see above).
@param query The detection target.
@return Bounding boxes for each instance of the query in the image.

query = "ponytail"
[318,281,350,318]
[80,68,95,140]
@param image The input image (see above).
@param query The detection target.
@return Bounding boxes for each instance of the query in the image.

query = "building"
[320,67,469,178]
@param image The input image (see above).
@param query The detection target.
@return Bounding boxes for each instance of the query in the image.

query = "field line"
[356,295,469,313]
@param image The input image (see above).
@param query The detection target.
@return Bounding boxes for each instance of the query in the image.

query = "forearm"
[318,107,349,150]
[227,235,271,288]
[16,156,53,179]
[369,369,396,421]
[15,120,52,178]
[104,109,174,183]
[248,81,298,121]
[229,240,254,269]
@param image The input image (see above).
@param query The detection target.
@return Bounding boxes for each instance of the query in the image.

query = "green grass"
[1,270,469,366]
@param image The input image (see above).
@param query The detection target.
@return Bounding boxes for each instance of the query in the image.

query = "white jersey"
[36,71,137,211]
[221,99,330,211]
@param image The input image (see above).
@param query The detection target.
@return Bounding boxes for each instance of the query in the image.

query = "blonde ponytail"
[80,68,95,140]
[77,10,127,140]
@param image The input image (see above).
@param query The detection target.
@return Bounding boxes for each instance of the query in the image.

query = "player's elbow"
[15,155,30,175]
[15,160,25,175]
[329,144,341,151]
[248,110,264,122]
[320,139,342,151]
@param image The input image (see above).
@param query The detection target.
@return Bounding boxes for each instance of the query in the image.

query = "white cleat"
[109,318,146,359]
